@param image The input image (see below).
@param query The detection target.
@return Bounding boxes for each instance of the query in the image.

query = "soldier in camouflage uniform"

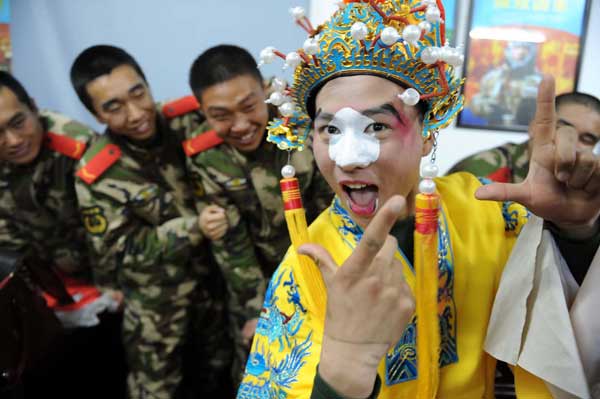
[0,71,127,397]
[448,141,530,183]
[0,73,93,277]
[450,92,600,184]
[185,45,333,381]
[70,45,232,398]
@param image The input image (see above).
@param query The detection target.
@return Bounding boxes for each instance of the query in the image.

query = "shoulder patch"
[487,166,512,183]
[45,131,87,159]
[162,96,199,118]
[76,144,121,185]
[81,206,108,236]
[182,130,223,157]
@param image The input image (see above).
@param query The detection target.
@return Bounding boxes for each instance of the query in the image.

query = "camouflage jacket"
[184,121,333,322]
[0,110,95,276]
[448,141,529,183]
[75,103,207,290]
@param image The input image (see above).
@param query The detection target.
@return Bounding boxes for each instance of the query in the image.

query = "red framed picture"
[458,0,591,132]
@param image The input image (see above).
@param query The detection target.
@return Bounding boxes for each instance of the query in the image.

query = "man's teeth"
[346,183,368,190]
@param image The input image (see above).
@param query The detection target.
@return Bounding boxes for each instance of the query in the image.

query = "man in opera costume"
[238,0,600,398]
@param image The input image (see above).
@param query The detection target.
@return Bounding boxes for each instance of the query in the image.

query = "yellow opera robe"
[238,172,531,399]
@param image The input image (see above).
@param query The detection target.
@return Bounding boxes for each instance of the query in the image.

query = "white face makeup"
[327,107,380,168]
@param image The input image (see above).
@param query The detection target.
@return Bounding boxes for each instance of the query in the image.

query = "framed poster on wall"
[0,0,10,72]
[458,0,590,132]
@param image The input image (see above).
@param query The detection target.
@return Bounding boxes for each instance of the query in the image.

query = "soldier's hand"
[298,196,415,398]
[476,75,600,239]
[110,290,125,312]
[241,318,259,347]
[199,205,228,240]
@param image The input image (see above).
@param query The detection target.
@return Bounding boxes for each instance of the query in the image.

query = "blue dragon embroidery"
[238,267,311,398]
[255,268,306,351]
[330,196,458,385]
[238,334,313,399]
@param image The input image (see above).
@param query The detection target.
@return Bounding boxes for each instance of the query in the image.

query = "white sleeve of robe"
[484,215,600,399]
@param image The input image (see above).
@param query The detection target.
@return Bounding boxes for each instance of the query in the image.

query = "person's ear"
[93,108,108,125]
[421,133,433,157]
[29,97,39,114]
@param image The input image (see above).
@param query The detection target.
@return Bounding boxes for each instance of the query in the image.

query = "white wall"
[309,0,600,173]
[11,0,309,131]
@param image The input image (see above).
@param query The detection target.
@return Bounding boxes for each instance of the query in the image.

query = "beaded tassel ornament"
[279,158,327,319]
[414,139,441,399]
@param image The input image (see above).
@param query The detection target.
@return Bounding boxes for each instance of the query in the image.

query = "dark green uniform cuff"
[311,366,381,399]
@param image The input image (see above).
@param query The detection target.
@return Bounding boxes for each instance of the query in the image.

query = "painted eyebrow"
[362,103,403,123]
[314,108,334,123]
[315,104,403,124]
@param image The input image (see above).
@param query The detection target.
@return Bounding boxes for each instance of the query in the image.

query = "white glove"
[54,292,120,328]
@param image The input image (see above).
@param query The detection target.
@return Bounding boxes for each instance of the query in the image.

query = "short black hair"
[189,45,263,100]
[0,71,36,111]
[70,45,147,114]
[556,91,600,115]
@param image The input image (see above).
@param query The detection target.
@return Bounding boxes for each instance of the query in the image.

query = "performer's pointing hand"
[298,195,415,398]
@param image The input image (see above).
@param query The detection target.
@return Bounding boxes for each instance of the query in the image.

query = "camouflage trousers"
[122,269,233,399]
[210,241,269,389]
[229,314,251,389]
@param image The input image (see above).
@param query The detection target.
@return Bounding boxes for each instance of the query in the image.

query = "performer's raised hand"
[476,75,600,238]
[298,195,415,397]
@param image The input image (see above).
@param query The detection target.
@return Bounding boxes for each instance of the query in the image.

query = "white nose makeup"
[328,107,380,168]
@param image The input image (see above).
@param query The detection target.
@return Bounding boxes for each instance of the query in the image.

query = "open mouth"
[235,130,257,145]
[10,142,30,159]
[341,181,379,217]
[137,121,150,133]
[132,120,152,136]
